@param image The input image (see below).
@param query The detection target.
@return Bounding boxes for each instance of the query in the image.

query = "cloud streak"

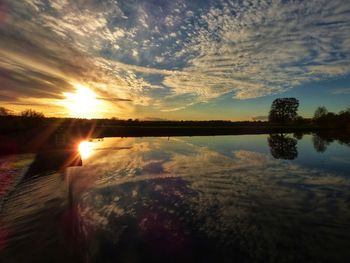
[0,0,350,115]
[332,88,350,95]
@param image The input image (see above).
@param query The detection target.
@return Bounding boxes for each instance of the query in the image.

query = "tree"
[21,109,45,118]
[339,107,350,114]
[313,106,328,120]
[0,107,10,116]
[268,98,299,123]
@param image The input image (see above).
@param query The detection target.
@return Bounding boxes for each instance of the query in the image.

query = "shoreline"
[0,124,347,155]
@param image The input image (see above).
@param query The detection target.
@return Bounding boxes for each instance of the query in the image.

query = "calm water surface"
[0,134,350,262]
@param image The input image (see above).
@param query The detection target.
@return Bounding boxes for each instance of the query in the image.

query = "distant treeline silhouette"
[1,103,349,156]
[0,107,45,118]
[0,98,349,136]
[0,107,47,133]
[268,98,350,129]
[312,106,350,129]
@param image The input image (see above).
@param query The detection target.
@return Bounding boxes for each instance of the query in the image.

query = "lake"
[0,133,350,262]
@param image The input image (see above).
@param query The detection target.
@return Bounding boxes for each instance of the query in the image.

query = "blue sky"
[0,0,349,120]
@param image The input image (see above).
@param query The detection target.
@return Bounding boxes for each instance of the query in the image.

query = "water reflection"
[312,134,330,153]
[293,132,304,140]
[267,132,350,159]
[311,132,350,151]
[24,148,82,180]
[79,141,93,159]
[268,134,298,160]
[66,136,350,262]
[1,134,350,262]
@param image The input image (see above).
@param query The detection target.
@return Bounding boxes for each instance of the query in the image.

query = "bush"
[21,109,45,118]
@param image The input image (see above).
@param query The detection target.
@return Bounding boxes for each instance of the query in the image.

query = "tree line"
[1,99,349,130]
[0,107,45,118]
[268,97,350,129]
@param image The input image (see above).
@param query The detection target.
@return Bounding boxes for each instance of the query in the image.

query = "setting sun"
[63,84,100,118]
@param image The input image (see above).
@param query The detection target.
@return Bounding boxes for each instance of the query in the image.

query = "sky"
[0,0,349,120]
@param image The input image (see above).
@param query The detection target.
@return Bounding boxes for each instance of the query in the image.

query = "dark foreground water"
[0,134,350,263]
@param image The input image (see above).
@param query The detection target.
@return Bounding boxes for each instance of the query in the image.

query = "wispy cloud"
[0,0,350,114]
[332,88,350,95]
[175,0,350,101]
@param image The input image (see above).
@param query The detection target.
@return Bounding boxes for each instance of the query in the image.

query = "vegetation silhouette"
[20,109,45,118]
[0,100,349,145]
[268,98,299,124]
[313,106,350,129]
[0,107,11,116]
[314,106,328,120]
[268,134,298,160]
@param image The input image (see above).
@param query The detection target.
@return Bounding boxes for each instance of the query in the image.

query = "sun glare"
[79,140,93,159]
[63,84,100,118]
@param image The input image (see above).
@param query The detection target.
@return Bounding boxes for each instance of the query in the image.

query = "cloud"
[331,88,350,95]
[174,0,350,101]
[1,0,350,114]
[98,97,132,102]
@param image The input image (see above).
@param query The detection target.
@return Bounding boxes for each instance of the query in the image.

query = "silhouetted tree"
[0,107,10,116]
[268,98,299,124]
[268,134,298,160]
[338,108,350,129]
[311,106,350,129]
[313,106,328,120]
[293,116,306,125]
[338,107,350,115]
[21,109,45,118]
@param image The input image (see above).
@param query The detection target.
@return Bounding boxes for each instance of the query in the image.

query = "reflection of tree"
[293,132,304,140]
[312,134,330,153]
[268,134,298,160]
[311,132,350,149]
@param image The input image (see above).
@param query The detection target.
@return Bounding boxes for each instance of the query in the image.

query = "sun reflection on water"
[79,141,93,159]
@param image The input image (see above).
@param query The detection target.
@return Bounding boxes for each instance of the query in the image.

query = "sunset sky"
[0,0,349,120]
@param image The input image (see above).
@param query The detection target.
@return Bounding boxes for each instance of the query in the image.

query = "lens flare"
[78,141,93,159]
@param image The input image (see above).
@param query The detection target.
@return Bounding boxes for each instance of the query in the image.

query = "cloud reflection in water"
[65,136,350,262]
